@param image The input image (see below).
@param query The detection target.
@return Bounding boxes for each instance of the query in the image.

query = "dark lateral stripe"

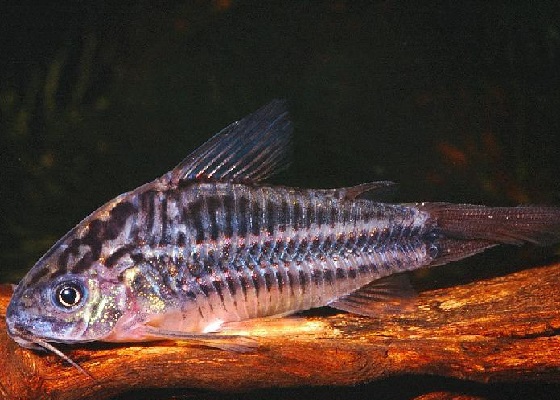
[81,223,103,261]
[280,200,289,228]
[356,234,369,249]
[223,195,235,238]
[336,268,346,280]
[316,206,326,227]
[263,271,273,292]
[250,198,260,236]
[144,191,156,236]
[225,276,237,296]
[187,262,204,278]
[212,280,225,304]
[177,231,187,247]
[237,196,249,237]
[160,197,168,244]
[286,269,295,296]
[106,202,136,240]
[329,207,337,228]
[252,272,261,298]
[206,196,222,241]
[358,264,370,274]
[305,203,313,229]
[199,283,211,297]
[275,270,284,293]
[184,198,205,243]
[324,268,334,284]
[311,268,322,285]
[266,200,276,235]
[238,276,249,301]
[293,201,302,230]
[298,269,308,294]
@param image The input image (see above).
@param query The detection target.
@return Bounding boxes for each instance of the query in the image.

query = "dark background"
[1,1,560,399]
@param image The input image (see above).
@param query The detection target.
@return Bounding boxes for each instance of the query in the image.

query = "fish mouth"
[7,323,56,351]
[9,330,44,351]
[8,322,90,347]
[7,325,92,377]
[5,310,40,349]
[6,306,93,377]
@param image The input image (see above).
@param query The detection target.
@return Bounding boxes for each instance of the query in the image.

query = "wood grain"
[2,262,560,400]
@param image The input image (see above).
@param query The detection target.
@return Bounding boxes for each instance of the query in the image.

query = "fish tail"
[417,203,560,266]
[420,203,560,245]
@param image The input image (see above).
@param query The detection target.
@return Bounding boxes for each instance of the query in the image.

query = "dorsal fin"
[166,100,292,184]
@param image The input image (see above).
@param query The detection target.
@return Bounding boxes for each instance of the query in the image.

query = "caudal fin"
[416,203,560,266]
[419,203,560,246]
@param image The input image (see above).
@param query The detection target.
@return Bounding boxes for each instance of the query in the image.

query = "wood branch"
[2,262,560,400]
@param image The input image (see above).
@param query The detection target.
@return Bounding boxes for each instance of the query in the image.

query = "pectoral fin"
[142,326,258,353]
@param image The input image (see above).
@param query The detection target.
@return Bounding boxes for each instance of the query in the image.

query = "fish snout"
[5,315,42,351]
[6,296,45,349]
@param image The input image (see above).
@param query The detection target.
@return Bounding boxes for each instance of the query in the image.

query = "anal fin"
[329,274,416,317]
[430,238,497,267]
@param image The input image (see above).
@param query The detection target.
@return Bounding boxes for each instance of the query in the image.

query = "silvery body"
[7,100,560,360]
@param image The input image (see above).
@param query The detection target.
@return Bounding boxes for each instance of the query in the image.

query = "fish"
[6,99,560,374]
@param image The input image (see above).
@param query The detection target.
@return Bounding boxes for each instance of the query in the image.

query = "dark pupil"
[58,286,80,307]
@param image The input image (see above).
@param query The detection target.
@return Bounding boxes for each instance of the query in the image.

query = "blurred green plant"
[1,0,559,286]
[0,1,243,282]
[0,32,115,282]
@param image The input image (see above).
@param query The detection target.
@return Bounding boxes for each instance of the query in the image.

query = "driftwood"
[1,262,560,400]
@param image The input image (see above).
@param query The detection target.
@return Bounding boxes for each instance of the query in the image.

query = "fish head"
[6,257,129,349]
[6,201,137,349]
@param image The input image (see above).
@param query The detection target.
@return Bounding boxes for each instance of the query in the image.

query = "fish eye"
[53,281,87,310]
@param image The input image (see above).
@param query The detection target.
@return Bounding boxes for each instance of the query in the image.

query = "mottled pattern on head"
[24,198,137,287]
